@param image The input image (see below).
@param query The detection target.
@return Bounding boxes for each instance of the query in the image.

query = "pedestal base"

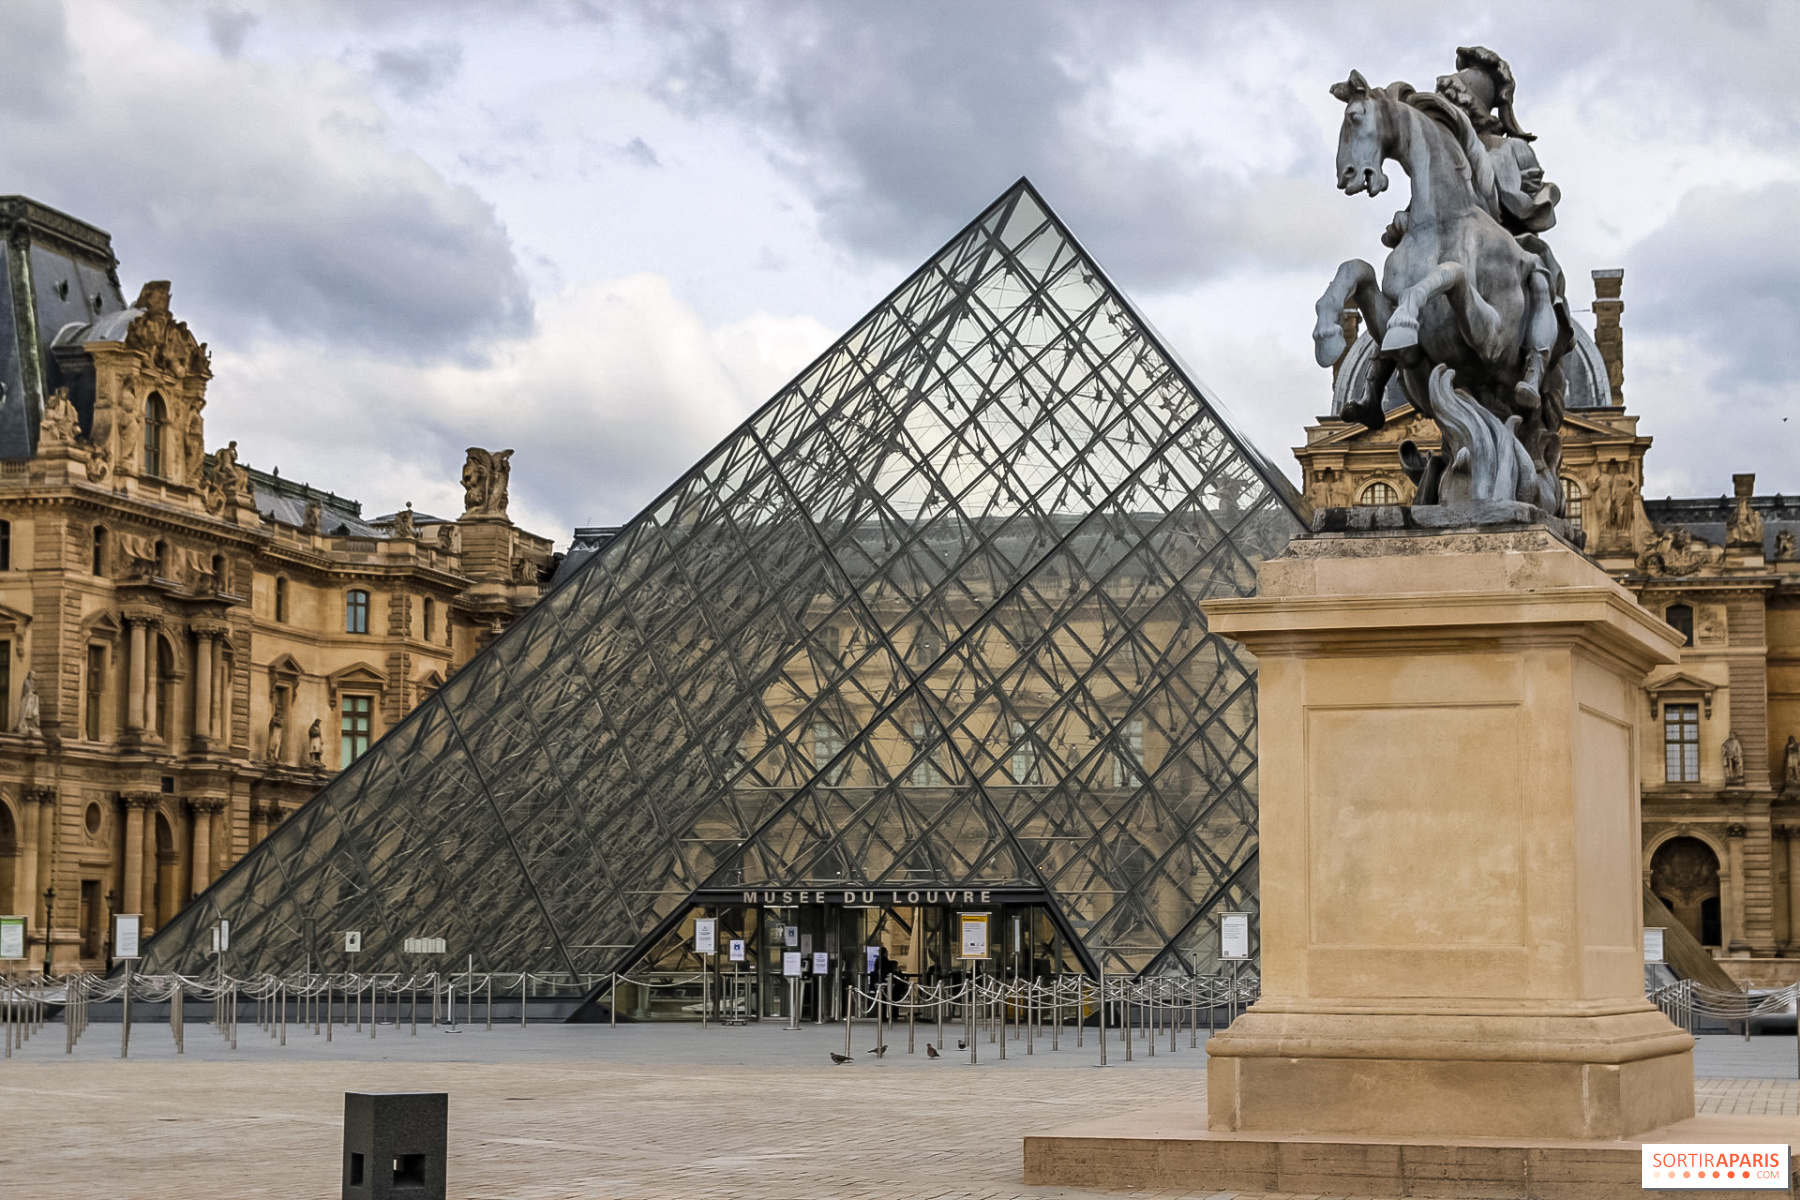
[1207,1006,1695,1139]
[1023,1110,1795,1200]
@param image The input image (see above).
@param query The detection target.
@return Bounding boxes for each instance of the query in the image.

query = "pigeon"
[829,1052,853,1065]
[926,1043,940,1059]
[868,1044,888,1058]
[957,1038,967,1050]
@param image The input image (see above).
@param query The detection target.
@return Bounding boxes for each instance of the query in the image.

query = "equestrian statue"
[1311,47,1573,519]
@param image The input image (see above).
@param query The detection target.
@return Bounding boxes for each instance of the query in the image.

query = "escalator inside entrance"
[618,893,1085,1022]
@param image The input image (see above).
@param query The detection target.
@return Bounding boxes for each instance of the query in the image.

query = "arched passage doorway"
[1651,836,1721,948]
[0,802,16,916]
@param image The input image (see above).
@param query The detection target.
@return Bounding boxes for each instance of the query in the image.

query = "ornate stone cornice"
[188,618,230,639]
[186,797,226,815]
[21,785,54,805]
[120,604,164,627]
[118,790,160,809]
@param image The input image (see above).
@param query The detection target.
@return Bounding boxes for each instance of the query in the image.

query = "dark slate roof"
[549,526,621,587]
[246,465,386,538]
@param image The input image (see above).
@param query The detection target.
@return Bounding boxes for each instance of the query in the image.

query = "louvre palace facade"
[0,197,553,974]
[1299,270,1800,985]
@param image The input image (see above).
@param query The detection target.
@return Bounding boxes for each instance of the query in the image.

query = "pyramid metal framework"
[141,180,1305,979]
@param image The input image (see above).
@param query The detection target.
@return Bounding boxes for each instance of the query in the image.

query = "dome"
[1330,319,1613,416]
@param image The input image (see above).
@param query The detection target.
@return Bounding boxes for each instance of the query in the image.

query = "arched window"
[154,637,175,741]
[1665,603,1694,647]
[1561,477,1583,533]
[274,577,289,623]
[92,526,106,576]
[142,393,168,478]
[1359,481,1398,506]
[345,589,370,634]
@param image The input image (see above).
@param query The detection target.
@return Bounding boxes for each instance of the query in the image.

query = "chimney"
[1591,268,1624,406]
[1331,307,1361,384]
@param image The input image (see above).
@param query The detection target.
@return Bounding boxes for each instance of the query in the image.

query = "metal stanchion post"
[279,982,287,1046]
[411,983,418,1036]
[486,975,493,1031]
[120,962,132,1060]
[1098,971,1107,1066]
[1124,980,1133,1062]
[372,981,379,1039]
[844,981,853,1057]
[521,973,528,1029]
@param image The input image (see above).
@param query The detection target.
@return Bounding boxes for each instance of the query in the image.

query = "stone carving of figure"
[301,499,322,533]
[393,503,415,539]
[15,670,40,737]
[213,440,250,499]
[1722,730,1745,785]
[39,387,80,448]
[307,718,324,768]
[1636,527,1725,577]
[1727,478,1764,550]
[266,706,285,763]
[1785,735,1800,788]
[1777,530,1798,561]
[1434,47,1560,236]
[461,447,514,518]
[185,407,205,478]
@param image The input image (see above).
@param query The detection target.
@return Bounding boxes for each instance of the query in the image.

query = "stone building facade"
[0,197,553,973]
[1297,268,1800,984]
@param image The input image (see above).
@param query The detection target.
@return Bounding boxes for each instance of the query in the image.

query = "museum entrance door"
[622,888,1088,1022]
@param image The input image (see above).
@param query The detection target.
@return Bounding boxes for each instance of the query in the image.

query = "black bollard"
[343,1092,447,1200]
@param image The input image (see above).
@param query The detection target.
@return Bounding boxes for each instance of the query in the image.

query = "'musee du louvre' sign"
[732,888,1012,906]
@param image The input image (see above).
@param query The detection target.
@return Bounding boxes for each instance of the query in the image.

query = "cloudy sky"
[5,1,1797,539]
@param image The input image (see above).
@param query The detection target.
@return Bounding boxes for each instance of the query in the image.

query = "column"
[120,795,146,916]
[187,799,214,896]
[1786,827,1800,955]
[191,631,213,748]
[16,793,40,927]
[144,631,160,741]
[1726,823,1750,953]
[33,789,54,932]
[140,806,158,922]
[209,801,228,884]
[209,637,224,741]
[126,619,146,732]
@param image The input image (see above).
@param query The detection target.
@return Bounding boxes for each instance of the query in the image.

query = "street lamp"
[104,890,116,968]
[41,886,55,979]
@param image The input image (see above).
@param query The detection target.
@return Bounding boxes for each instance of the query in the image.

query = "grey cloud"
[0,11,529,360]
[1630,181,1800,390]
[621,136,660,168]
[371,40,463,100]
[0,0,73,119]
[206,5,257,57]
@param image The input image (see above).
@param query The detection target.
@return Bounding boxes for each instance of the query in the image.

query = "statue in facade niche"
[392,504,416,539]
[301,499,322,533]
[39,387,80,447]
[307,718,324,768]
[1777,529,1797,561]
[15,671,40,737]
[1722,731,1745,785]
[266,707,285,763]
[461,447,513,518]
[1784,735,1800,788]
[1313,47,1571,520]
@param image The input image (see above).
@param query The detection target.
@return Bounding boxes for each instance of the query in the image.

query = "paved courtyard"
[0,1019,1794,1199]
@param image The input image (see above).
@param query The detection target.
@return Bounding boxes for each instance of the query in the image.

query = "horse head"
[1330,70,1390,198]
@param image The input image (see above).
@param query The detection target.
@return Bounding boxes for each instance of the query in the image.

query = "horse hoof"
[1514,381,1541,411]
[1381,322,1419,353]
[1313,328,1346,369]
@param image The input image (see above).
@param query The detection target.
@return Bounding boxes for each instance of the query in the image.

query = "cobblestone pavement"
[0,1023,1794,1199]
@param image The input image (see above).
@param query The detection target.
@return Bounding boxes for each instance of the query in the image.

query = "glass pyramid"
[141,179,1305,985]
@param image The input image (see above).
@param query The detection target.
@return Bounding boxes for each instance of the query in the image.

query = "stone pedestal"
[1199,527,1693,1141]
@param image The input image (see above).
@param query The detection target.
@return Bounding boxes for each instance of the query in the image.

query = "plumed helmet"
[1436,45,1533,141]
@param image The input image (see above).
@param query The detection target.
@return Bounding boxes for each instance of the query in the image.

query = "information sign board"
[694,917,717,955]
[865,944,881,974]
[403,937,446,954]
[114,914,142,960]
[784,925,798,948]
[728,938,746,962]
[959,913,989,960]
[344,930,362,953]
[1644,927,1665,964]
[0,916,24,959]
[1219,912,1251,960]
[783,951,803,977]
[218,919,229,953]
[812,951,829,975]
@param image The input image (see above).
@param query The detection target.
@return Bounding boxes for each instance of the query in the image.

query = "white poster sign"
[728,938,746,963]
[344,930,362,953]
[812,951,829,974]
[0,916,24,959]
[784,925,799,948]
[959,914,989,960]
[217,919,230,953]
[694,918,717,955]
[783,951,803,977]
[1643,927,1665,964]
[114,914,142,960]
[1219,912,1251,960]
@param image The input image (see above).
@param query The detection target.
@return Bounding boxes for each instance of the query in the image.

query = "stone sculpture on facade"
[39,387,80,447]
[1777,529,1797,561]
[1722,730,1745,785]
[1313,47,1571,523]
[307,718,324,768]
[392,503,415,539]
[1727,473,1764,549]
[1784,734,1800,789]
[266,706,285,763]
[461,447,513,519]
[15,670,40,737]
[1637,526,1726,577]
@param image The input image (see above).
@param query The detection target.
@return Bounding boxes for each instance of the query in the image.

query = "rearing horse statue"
[1311,66,1569,514]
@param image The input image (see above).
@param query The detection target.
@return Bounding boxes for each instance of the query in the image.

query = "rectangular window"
[0,520,11,571]
[811,722,845,785]
[1010,720,1040,785]
[340,695,373,767]
[80,879,101,958]
[821,624,840,660]
[345,589,370,634]
[908,720,941,787]
[423,598,435,641]
[1664,703,1700,783]
[0,640,11,733]
[1112,716,1144,788]
[85,645,105,740]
